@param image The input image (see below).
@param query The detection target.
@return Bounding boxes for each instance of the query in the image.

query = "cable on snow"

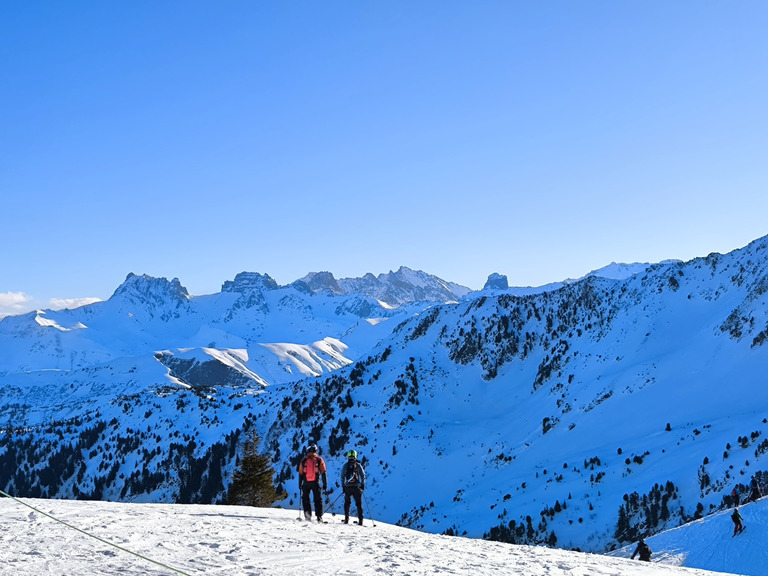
[0,489,195,576]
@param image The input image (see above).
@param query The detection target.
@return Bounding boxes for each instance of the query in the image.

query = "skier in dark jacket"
[732,508,744,536]
[341,449,366,525]
[298,444,327,522]
[749,476,762,502]
[630,538,651,561]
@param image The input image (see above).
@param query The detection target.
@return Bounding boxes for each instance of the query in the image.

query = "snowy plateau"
[1,240,768,574]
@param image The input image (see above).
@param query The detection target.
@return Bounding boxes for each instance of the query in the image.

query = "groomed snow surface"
[2,495,763,576]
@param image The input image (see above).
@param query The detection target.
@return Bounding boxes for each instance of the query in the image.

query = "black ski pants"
[344,486,363,522]
[302,480,323,518]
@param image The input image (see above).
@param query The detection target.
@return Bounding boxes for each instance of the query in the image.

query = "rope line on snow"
[0,489,195,576]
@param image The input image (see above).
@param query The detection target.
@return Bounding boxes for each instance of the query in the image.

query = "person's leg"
[302,486,312,520]
[312,483,323,519]
[354,489,363,524]
[344,489,351,522]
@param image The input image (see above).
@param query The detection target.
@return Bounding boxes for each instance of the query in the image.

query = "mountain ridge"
[5,261,660,321]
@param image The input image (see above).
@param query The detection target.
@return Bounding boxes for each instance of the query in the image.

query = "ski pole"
[296,490,303,520]
[362,491,377,527]
[326,491,343,516]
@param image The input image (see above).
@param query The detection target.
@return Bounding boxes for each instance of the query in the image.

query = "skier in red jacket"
[298,444,327,522]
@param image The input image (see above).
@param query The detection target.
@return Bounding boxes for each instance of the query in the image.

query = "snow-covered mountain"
[1,238,767,574]
[263,237,768,551]
[0,269,417,379]
[1,493,762,575]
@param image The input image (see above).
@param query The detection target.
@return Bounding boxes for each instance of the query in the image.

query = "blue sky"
[2,1,767,316]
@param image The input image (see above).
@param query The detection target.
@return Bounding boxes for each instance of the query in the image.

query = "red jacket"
[299,453,327,486]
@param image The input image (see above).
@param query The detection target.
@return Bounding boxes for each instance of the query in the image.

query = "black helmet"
[307,444,317,453]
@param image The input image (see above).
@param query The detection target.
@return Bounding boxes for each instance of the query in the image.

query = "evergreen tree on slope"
[225,431,285,507]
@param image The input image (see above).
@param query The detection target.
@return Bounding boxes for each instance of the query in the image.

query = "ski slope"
[0,495,759,576]
[612,496,767,575]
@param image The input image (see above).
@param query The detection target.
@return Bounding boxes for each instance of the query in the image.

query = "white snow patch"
[260,339,353,378]
[165,374,191,389]
[34,311,87,331]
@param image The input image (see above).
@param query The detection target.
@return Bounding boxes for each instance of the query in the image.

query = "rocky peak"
[221,272,279,294]
[483,273,509,291]
[337,267,472,306]
[298,272,343,295]
[111,273,190,305]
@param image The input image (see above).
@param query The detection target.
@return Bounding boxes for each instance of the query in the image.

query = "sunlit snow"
[34,311,87,331]
[0,497,751,576]
[259,339,353,378]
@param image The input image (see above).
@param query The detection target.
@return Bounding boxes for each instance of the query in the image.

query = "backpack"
[344,461,359,485]
[639,543,651,559]
[304,456,318,482]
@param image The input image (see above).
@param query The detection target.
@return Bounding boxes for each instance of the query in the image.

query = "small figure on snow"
[731,486,741,506]
[630,538,651,562]
[298,444,327,522]
[732,507,744,536]
[749,475,762,502]
[341,449,366,525]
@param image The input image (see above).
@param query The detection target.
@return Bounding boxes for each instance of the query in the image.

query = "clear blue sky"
[2,1,767,316]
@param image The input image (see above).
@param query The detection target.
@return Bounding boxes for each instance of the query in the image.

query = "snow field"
[0,498,745,576]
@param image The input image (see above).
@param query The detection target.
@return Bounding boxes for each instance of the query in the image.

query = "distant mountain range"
[301,266,473,305]
[1,238,767,555]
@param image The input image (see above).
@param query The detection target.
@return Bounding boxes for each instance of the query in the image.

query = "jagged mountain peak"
[386,266,442,287]
[287,267,471,306]
[221,272,279,294]
[111,273,190,304]
[338,267,471,306]
[297,271,343,294]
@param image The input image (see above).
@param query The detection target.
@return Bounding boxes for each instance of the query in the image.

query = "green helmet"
[347,450,357,459]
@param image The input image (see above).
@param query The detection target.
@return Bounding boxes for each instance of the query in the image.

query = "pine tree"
[225,431,286,507]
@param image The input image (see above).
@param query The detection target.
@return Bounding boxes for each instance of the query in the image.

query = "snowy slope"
[0,495,748,576]
[1,236,767,569]
[260,235,768,552]
[584,261,655,280]
[611,495,768,575]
